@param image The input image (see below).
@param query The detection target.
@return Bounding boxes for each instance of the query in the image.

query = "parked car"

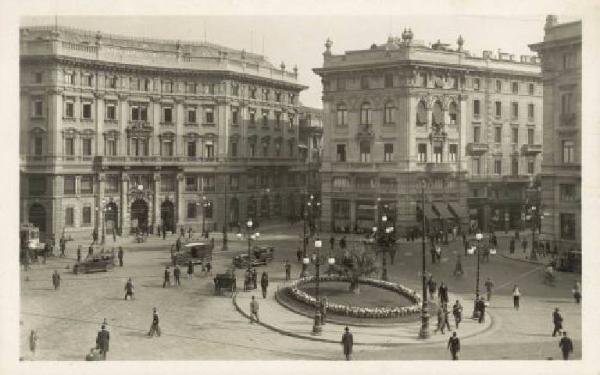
[233,253,268,269]
[214,269,237,295]
[73,253,115,274]
[172,240,214,266]
[252,245,275,261]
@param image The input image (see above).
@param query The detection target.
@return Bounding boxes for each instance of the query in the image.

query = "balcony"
[424,162,453,174]
[466,143,489,155]
[521,144,542,155]
[560,113,577,126]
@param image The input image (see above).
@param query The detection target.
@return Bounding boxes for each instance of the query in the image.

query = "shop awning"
[448,202,469,219]
[433,203,454,219]
[423,204,438,220]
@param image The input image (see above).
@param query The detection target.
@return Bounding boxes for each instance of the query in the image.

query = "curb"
[231,292,495,347]
[498,253,545,266]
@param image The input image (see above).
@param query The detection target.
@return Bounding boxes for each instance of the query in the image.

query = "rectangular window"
[359,142,371,162]
[34,137,43,155]
[560,184,577,201]
[507,128,517,145]
[105,175,119,193]
[82,206,92,225]
[232,84,240,96]
[34,72,42,83]
[561,93,574,115]
[527,129,534,145]
[131,105,148,121]
[528,83,535,95]
[65,101,74,118]
[187,108,196,123]
[511,158,519,176]
[64,138,75,156]
[527,160,535,175]
[494,159,502,174]
[187,203,197,219]
[433,144,443,163]
[202,175,216,191]
[28,176,46,196]
[207,84,215,95]
[274,142,281,157]
[107,76,117,89]
[82,103,92,119]
[81,175,93,194]
[106,103,116,120]
[562,140,575,163]
[64,72,74,85]
[560,213,576,240]
[82,138,92,156]
[249,143,256,157]
[64,176,76,194]
[275,112,281,128]
[449,144,458,162]
[360,76,369,89]
[495,101,502,117]
[473,100,480,116]
[187,141,196,157]
[250,87,257,99]
[205,107,214,123]
[512,82,519,94]
[162,140,173,156]
[472,158,481,175]
[205,143,215,159]
[65,207,74,226]
[473,126,481,143]
[384,104,394,124]
[230,175,239,190]
[33,99,43,117]
[232,107,239,125]
[511,102,519,119]
[187,82,196,94]
[230,141,238,157]
[106,139,117,156]
[384,143,393,162]
[333,177,350,189]
[160,174,176,192]
[473,78,480,90]
[84,74,93,87]
[163,81,173,93]
[163,107,173,123]
[384,73,394,88]
[528,104,534,120]
[249,109,256,125]
[185,176,197,192]
[262,89,269,101]
[496,80,502,92]
[418,144,427,162]
[262,110,269,127]
[337,105,347,126]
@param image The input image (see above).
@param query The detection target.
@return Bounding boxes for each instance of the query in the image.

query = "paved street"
[20,224,581,360]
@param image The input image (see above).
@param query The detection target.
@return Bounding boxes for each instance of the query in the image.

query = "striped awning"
[423,204,438,220]
[448,202,469,219]
[433,203,454,219]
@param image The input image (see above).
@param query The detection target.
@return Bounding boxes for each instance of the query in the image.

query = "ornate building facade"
[314,30,542,236]
[19,26,315,239]
[530,16,581,253]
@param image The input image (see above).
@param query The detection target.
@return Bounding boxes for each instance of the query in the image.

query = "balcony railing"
[466,143,490,155]
[424,162,453,174]
[521,144,542,155]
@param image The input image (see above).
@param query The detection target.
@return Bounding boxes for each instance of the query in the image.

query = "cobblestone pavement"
[19,225,581,361]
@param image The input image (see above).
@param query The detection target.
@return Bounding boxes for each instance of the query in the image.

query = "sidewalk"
[232,280,493,346]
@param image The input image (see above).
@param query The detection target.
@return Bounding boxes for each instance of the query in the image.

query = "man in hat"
[249,296,259,323]
[148,307,161,337]
[95,324,110,360]
[447,331,461,360]
[452,300,463,329]
[163,266,171,288]
[559,331,574,360]
[117,247,124,267]
[552,307,563,337]
[260,271,269,298]
[341,326,353,360]
[484,277,495,301]
[124,277,134,300]
[285,260,291,281]
[173,265,181,286]
[52,270,61,290]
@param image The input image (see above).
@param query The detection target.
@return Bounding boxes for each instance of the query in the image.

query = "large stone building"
[314,30,542,236]
[530,16,581,254]
[19,26,319,239]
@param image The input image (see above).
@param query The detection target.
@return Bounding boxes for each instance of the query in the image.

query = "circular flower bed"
[288,275,422,319]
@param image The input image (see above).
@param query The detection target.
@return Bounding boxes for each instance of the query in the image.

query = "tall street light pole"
[418,180,430,339]
[530,206,538,261]
[471,232,483,318]
[222,174,228,251]
[311,238,323,335]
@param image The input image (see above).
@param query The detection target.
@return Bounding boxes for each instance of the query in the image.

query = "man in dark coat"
[59,236,66,257]
[477,297,486,323]
[176,237,182,253]
[148,307,161,337]
[559,331,574,360]
[124,278,134,300]
[163,267,171,288]
[260,271,269,298]
[173,265,181,286]
[187,260,194,279]
[329,236,335,250]
[341,326,353,360]
[427,277,437,300]
[552,308,563,337]
[438,282,449,305]
[117,247,124,267]
[52,270,61,290]
[452,300,463,329]
[96,324,110,360]
[77,245,82,263]
[447,331,460,360]
[285,261,291,281]
[510,238,515,254]
[252,268,258,289]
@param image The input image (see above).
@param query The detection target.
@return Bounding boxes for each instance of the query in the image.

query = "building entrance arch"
[131,199,149,233]
[105,202,119,234]
[161,200,176,233]
[28,203,47,236]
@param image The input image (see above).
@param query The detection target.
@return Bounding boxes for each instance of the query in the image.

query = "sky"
[20,14,567,109]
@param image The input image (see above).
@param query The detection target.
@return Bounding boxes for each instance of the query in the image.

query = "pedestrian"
[123,277,134,300]
[453,255,463,276]
[174,265,181,286]
[572,281,581,304]
[88,245,94,257]
[447,331,461,360]
[112,228,117,242]
[434,306,447,334]
[484,277,494,301]
[522,238,527,253]
[244,269,252,291]
[163,266,171,288]
[148,307,161,337]
[329,236,335,250]
[552,307,563,337]
[285,260,291,281]
[52,270,61,290]
[438,282,449,305]
[559,331,574,360]
[252,268,257,289]
[427,276,437,300]
[340,236,346,250]
[512,284,521,310]
[29,329,39,358]
[435,245,442,262]
[77,245,82,263]
[60,236,66,257]
[341,326,353,360]
[260,271,269,298]
[250,296,260,323]
[296,247,302,263]
[187,260,194,279]
[180,227,185,237]
[452,300,463,329]
[320,297,328,325]
[430,246,437,264]
[188,227,193,239]
[477,297,486,323]
[205,261,212,275]
[176,237,181,253]
[117,247,124,267]
[92,228,98,245]
[510,238,515,254]
[95,324,110,360]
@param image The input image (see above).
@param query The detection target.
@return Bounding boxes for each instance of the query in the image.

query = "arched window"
[336,103,347,126]
[416,100,427,126]
[360,102,371,125]
[384,101,395,124]
[449,102,458,125]
[432,101,443,126]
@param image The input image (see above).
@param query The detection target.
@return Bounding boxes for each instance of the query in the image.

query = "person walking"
[477,297,486,323]
[124,277,134,300]
[249,296,260,323]
[251,268,258,289]
[438,282,449,305]
[95,324,110,360]
[447,332,461,360]
[340,236,347,251]
[512,285,521,310]
[92,228,98,245]
[484,277,494,301]
[117,247,124,267]
[187,260,194,279]
[77,245,82,263]
[509,238,515,254]
[176,237,182,253]
[452,300,463,329]
[148,307,161,337]
[552,307,563,337]
[434,306,447,334]
[52,270,61,290]
[205,262,212,275]
[296,247,302,263]
[559,331,574,360]
[163,266,171,288]
[430,246,437,264]
[453,255,464,276]
[285,260,291,281]
[59,236,66,257]
[29,329,39,358]
[572,281,581,304]
[341,326,353,360]
[329,236,335,250]
[427,276,437,300]
[260,271,269,298]
[173,265,181,286]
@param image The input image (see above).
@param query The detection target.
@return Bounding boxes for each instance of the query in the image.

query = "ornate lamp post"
[201,196,212,238]
[529,206,538,261]
[222,175,228,251]
[301,194,317,278]
[307,238,323,335]
[471,232,483,318]
[245,219,254,257]
[418,180,430,339]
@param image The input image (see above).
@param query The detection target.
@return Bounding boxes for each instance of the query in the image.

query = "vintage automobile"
[214,270,237,295]
[172,240,214,266]
[73,253,115,274]
[233,246,274,269]
[252,245,275,262]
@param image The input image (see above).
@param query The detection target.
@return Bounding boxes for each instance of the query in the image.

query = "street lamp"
[418,180,430,339]
[222,175,228,251]
[471,232,483,319]
[529,206,538,261]
[301,194,317,278]
[309,238,323,335]
[245,219,254,258]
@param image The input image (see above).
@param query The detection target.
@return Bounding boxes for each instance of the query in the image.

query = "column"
[94,92,105,156]
[121,172,129,236]
[153,172,161,232]
[350,199,357,232]
[97,173,105,232]
[119,94,129,156]
[176,172,185,229]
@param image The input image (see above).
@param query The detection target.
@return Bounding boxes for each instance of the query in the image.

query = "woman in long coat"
[341,326,353,360]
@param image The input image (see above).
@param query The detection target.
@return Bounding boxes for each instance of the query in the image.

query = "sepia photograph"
[1,1,599,374]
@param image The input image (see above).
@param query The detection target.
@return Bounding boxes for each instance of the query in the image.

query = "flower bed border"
[287,275,422,319]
